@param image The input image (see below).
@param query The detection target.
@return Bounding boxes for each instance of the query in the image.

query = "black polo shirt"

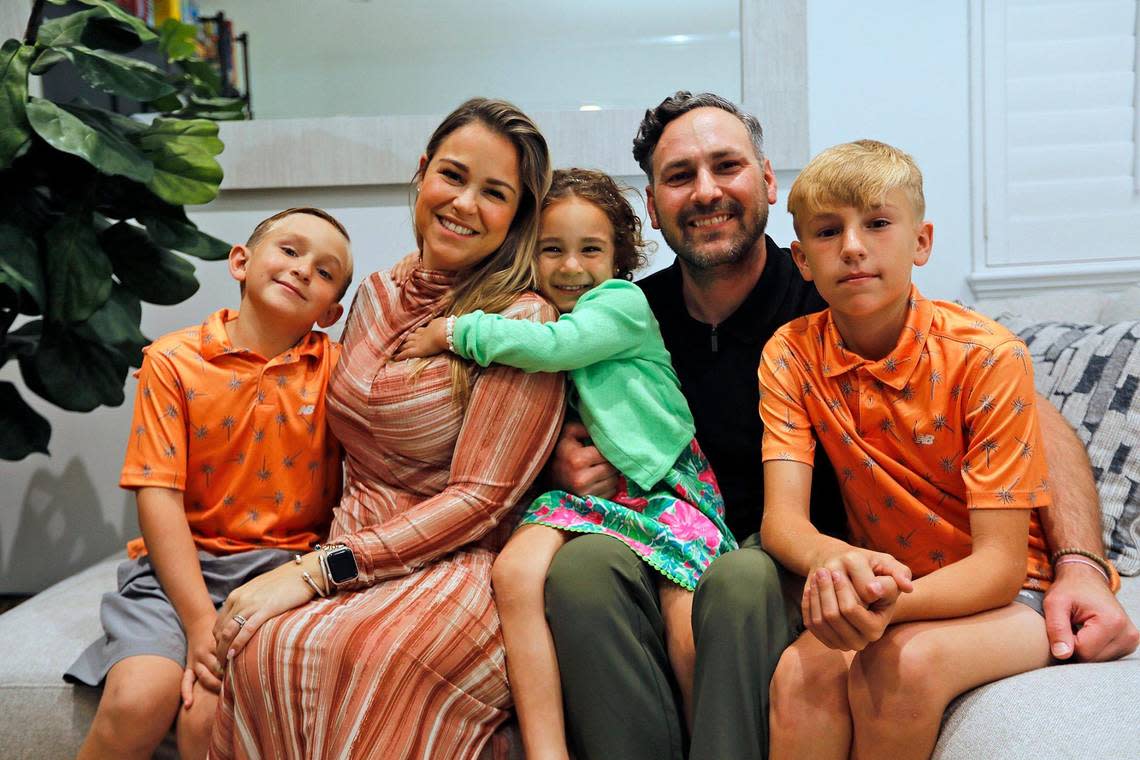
[639,235,845,542]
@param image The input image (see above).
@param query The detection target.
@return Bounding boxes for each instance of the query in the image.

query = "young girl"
[397,168,737,760]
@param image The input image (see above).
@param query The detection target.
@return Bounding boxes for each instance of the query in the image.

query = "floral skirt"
[520,439,738,590]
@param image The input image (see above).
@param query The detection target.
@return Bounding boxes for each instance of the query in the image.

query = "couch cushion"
[934,575,1140,759]
[0,553,515,760]
[999,318,1140,575]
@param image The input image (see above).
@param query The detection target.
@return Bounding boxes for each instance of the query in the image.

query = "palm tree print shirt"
[759,287,1052,589]
[120,308,341,558]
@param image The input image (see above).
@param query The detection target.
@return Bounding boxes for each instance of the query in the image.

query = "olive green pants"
[545,533,802,760]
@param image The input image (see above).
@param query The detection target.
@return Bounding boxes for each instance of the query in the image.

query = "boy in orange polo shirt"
[66,207,353,760]
[757,141,1069,760]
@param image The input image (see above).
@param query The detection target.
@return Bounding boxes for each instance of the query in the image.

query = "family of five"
[68,92,1137,760]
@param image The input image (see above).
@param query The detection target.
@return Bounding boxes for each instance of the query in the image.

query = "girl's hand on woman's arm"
[213,552,323,663]
[394,318,449,361]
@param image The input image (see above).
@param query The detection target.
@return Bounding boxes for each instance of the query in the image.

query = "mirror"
[195,0,741,119]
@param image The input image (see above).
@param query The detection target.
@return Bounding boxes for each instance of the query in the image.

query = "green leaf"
[136,117,224,205]
[176,95,247,121]
[0,222,45,309]
[60,46,176,102]
[0,40,34,170]
[140,213,230,260]
[177,58,222,96]
[185,95,246,111]
[39,3,156,49]
[0,381,51,460]
[75,282,148,366]
[158,19,198,61]
[37,8,104,48]
[29,48,68,75]
[18,324,128,412]
[100,221,199,304]
[5,319,41,358]
[43,211,113,324]
[48,0,158,44]
[146,92,183,113]
[27,98,153,183]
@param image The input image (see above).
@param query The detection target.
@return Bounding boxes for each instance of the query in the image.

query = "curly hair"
[544,168,652,280]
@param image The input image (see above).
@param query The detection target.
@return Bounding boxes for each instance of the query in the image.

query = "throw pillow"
[997,317,1140,575]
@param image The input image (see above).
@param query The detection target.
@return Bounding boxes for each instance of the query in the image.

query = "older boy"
[759,141,1133,760]
[66,208,354,760]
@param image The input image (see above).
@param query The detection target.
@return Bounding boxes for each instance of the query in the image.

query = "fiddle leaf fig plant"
[1,0,243,460]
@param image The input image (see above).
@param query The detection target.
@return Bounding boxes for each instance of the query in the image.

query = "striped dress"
[209,264,565,760]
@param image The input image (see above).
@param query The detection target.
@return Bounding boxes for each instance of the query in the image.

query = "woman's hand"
[213,553,323,664]
[394,318,449,361]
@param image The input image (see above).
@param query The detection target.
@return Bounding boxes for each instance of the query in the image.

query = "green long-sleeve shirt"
[452,279,695,490]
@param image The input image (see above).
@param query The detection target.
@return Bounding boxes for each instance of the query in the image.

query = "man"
[544,91,1137,760]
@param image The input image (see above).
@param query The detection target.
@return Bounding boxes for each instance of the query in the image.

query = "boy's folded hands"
[804,549,914,652]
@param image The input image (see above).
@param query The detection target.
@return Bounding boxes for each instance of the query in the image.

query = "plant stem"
[24,0,45,45]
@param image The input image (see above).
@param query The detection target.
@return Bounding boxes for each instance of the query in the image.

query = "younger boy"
[66,207,354,760]
[757,141,1087,760]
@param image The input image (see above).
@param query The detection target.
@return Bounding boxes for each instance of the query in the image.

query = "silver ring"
[232,614,247,628]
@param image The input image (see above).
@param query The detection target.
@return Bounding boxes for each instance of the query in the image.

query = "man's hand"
[181,613,223,708]
[394,318,449,361]
[213,555,321,665]
[1044,562,1139,662]
[548,420,620,498]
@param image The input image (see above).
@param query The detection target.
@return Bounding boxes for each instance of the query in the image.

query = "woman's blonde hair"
[414,97,552,403]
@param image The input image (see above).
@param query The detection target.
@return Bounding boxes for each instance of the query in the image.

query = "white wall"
[1,2,983,591]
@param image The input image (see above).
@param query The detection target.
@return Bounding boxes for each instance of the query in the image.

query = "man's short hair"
[246,207,354,300]
[787,140,925,235]
[632,91,765,182]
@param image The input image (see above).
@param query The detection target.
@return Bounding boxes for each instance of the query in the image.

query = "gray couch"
[0,553,1136,759]
[3,287,1139,759]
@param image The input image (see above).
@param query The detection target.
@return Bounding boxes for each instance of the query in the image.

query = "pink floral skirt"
[521,438,737,590]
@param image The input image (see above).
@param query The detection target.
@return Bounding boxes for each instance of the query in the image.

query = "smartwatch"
[321,544,359,586]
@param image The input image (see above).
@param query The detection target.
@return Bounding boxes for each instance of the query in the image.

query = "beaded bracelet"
[1050,547,1119,591]
[445,315,456,353]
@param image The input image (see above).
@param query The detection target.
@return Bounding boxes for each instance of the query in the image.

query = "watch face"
[326,548,358,583]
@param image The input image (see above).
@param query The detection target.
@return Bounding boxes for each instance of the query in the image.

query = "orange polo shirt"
[760,287,1052,590]
[121,308,342,558]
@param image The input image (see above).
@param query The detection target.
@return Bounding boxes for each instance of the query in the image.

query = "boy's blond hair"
[787,140,925,234]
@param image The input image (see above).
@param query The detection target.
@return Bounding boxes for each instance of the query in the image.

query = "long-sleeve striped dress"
[209,265,566,760]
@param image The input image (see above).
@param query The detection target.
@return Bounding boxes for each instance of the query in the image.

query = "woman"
[208,98,565,759]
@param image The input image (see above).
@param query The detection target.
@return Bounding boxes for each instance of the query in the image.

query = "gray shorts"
[63,548,294,687]
[1012,588,1046,616]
